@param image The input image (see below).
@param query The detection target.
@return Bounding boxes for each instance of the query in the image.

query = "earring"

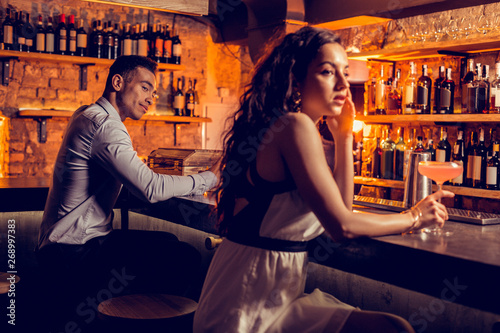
[292,90,302,113]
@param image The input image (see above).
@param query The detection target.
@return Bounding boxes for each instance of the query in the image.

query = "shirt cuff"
[189,171,218,195]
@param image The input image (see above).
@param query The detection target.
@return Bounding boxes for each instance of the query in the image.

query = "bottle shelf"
[17,109,211,123]
[347,35,500,61]
[0,49,185,71]
[354,176,500,200]
[356,114,500,124]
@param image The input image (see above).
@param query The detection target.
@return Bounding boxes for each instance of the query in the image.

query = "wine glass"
[417,161,463,235]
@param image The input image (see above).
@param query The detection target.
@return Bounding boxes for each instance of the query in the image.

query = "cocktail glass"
[417,161,463,235]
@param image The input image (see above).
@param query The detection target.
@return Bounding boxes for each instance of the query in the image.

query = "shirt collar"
[96,96,123,122]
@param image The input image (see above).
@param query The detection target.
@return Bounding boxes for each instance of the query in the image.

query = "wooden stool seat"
[98,294,197,320]
[0,272,20,294]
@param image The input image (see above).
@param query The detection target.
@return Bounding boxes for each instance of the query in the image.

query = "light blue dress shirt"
[38,97,217,249]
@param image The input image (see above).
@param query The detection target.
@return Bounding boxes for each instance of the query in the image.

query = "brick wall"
[0,0,251,178]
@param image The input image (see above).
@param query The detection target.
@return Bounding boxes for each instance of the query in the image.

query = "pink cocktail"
[417,161,462,235]
[418,161,463,185]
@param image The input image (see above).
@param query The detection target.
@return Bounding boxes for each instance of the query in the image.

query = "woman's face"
[298,43,350,120]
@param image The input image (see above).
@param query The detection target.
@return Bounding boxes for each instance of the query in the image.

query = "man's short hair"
[105,56,158,89]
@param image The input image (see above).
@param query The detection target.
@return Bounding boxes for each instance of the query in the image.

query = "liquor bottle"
[372,136,383,179]
[439,68,455,114]
[121,23,132,56]
[45,16,55,54]
[394,127,406,181]
[387,68,402,115]
[137,23,148,57]
[35,15,45,53]
[381,129,395,179]
[193,78,199,115]
[414,136,425,152]
[436,127,451,162]
[24,13,34,52]
[416,64,432,114]
[153,24,163,63]
[403,62,417,115]
[470,63,489,114]
[104,21,114,59]
[76,19,87,57]
[14,11,25,52]
[490,62,500,114]
[131,24,139,56]
[66,15,77,56]
[433,65,445,114]
[426,138,436,161]
[465,131,477,187]
[93,20,104,58]
[56,13,67,55]
[3,8,14,50]
[171,29,181,65]
[488,129,498,162]
[452,129,466,186]
[472,128,487,188]
[462,58,475,113]
[185,79,195,117]
[375,65,387,115]
[482,65,491,113]
[113,24,120,59]
[486,143,500,190]
[163,25,172,64]
[173,77,185,116]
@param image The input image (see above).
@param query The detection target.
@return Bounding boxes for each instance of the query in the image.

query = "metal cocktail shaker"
[403,151,432,208]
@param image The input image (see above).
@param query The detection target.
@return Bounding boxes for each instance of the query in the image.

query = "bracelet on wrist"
[401,206,422,233]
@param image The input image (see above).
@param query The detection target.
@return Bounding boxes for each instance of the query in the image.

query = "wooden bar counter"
[2,178,500,330]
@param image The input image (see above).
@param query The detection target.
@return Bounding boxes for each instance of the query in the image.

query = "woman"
[194,27,453,333]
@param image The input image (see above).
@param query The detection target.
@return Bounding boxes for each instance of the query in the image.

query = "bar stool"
[97,293,197,333]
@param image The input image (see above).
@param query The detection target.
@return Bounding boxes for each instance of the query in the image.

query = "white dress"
[193,170,355,333]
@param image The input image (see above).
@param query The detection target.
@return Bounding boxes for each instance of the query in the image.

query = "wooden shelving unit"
[354,176,500,200]
[347,35,500,61]
[17,109,211,123]
[0,49,185,71]
[356,114,500,124]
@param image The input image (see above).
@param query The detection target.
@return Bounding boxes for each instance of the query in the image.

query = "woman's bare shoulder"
[274,112,318,135]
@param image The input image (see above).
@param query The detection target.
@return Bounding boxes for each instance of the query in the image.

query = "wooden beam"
[82,0,209,16]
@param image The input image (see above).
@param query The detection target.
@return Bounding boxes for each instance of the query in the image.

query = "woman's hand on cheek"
[326,89,356,138]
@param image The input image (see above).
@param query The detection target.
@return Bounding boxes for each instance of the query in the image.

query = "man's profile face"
[116,66,157,121]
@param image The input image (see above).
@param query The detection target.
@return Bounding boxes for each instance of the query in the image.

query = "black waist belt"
[227,233,308,252]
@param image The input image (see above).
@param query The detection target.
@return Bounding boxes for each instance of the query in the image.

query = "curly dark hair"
[215,26,342,235]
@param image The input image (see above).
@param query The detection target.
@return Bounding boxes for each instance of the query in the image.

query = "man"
[35,56,217,331]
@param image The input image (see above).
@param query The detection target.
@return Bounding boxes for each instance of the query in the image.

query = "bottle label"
[473,156,482,180]
[467,155,474,179]
[17,37,25,45]
[36,33,45,52]
[164,40,172,57]
[131,40,138,56]
[467,86,476,113]
[4,26,13,44]
[59,38,67,51]
[375,82,385,106]
[138,39,148,57]
[417,86,428,106]
[123,39,132,56]
[155,39,163,57]
[486,166,497,185]
[173,44,181,57]
[452,160,463,185]
[69,39,76,52]
[187,102,195,111]
[453,144,459,155]
[46,34,55,53]
[173,95,185,109]
[495,89,500,108]
[403,86,414,104]
[436,149,446,162]
[77,34,87,48]
[26,39,33,47]
[440,88,451,108]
